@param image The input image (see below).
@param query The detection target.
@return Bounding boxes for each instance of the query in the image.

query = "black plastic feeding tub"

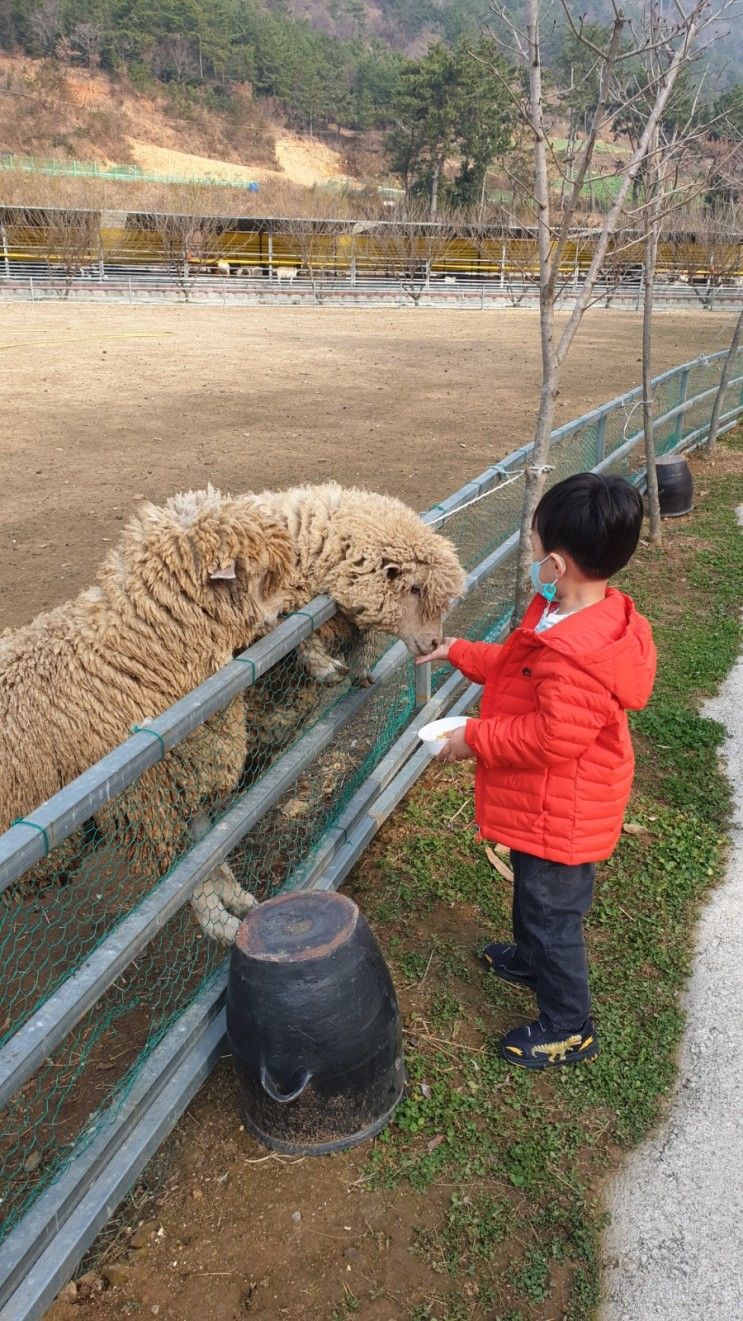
[656,454,694,517]
[226,891,406,1155]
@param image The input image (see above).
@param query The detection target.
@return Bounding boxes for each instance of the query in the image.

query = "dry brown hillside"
[0,53,354,191]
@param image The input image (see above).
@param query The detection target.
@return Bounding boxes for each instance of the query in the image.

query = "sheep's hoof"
[353,670,375,689]
[207,913,241,945]
[229,887,259,918]
[313,658,349,685]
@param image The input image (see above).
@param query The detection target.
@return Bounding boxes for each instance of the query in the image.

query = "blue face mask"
[530,556,558,603]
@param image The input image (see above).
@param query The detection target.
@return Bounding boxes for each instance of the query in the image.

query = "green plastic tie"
[234,657,256,682]
[11,818,50,856]
[131,725,166,760]
[291,610,317,628]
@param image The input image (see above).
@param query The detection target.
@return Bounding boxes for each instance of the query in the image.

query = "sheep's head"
[112,486,293,647]
[328,497,466,656]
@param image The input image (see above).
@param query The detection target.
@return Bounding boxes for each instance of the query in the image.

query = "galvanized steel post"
[415,659,432,708]
[595,412,608,464]
[674,367,691,446]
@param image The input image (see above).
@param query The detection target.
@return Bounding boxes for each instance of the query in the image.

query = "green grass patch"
[551,138,632,156]
[350,438,742,1319]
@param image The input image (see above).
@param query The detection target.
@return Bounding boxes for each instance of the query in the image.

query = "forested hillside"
[0,2,405,132]
[280,0,743,77]
[0,0,740,208]
[2,0,741,137]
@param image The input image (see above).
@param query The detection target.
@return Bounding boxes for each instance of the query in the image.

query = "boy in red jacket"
[417,473,656,1069]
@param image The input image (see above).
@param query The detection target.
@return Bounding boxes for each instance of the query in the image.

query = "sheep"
[275,266,299,284]
[241,483,466,763]
[0,486,293,943]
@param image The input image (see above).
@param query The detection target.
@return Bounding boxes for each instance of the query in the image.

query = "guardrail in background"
[0,347,741,1320]
[0,270,741,310]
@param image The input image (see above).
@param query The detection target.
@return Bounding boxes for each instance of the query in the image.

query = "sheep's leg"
[191,865,257,944]
[299,636,349,684]
[189,814,257,942]
[217,863,258,917]
[110,707,255,944]
[190,876,240,945]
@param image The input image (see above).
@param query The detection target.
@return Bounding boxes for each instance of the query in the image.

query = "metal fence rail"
[1,270,742,310]
[0,345,741,1319]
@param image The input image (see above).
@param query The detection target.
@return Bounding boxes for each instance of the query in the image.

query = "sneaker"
[499,1017,599,1070]
[480,942,537,990]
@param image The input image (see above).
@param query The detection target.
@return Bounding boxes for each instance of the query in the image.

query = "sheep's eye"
[410,585,421,596]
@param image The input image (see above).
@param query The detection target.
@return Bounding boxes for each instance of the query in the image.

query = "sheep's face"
[330,518,466,656]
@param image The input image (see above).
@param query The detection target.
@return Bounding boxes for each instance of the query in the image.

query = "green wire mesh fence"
[0,347,741,1276]
[0,154,260,190]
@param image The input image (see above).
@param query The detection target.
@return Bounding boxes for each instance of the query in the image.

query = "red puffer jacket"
[448,588,656,864]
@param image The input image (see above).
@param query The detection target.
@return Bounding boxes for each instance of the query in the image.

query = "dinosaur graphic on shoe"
[499,1017,598,1069]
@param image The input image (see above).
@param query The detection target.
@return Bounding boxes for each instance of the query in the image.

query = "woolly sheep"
[241,483,467,764]
[0,486,292,943]
[254,482,467,676]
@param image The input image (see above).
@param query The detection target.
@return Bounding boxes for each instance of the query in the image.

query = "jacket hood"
[523,587,656,710]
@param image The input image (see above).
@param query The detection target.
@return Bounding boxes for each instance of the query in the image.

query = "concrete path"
[602,546,743,1319]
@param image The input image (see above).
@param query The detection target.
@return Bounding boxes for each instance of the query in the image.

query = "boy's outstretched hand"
[437,724,474,764]
[415,637,457,666]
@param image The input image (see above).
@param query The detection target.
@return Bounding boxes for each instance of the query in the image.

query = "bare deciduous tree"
[71,21,104,70]
[155,33,196,83]
[684,200,743,292]
[488,0,738,617]
[29,0,64,56]
[370,202,458,304]
[280,193,353,301]
[39,205,101,296]
[705,162,743,452]
[706,305,743,451]
[145,187,235,299]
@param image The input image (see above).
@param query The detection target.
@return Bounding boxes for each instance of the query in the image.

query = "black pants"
[511,849,595,1033]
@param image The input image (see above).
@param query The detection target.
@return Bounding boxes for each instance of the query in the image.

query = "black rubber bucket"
[226,891,406,1155]
[656,454,694,517]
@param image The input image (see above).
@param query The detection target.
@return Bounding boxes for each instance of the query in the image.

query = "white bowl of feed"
[418,716,468,750]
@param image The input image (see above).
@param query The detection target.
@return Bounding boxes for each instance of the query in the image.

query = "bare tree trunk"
[430,159,441,220]
[706,305,743,452]
[642,216,663,545]
[513,0,558,620]
[494,0,722,618]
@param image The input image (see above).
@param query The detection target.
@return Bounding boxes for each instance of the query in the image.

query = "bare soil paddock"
[0,304,736,630]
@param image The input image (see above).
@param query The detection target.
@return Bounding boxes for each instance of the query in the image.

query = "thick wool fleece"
[1,488,292,920]
[240,484,467,763]
[254,482,466,646]
[449,588,656,864]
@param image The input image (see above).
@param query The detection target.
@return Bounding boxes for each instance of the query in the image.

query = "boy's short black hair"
[532,472,643,579]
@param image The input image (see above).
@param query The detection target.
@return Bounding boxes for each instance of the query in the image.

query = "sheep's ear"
[383,561,402,580]
[209,560,236,580]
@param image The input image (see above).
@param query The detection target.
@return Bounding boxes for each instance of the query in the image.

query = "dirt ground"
[128,131,348,187]
[0,304,736,631]
[37,443,740,1321]
[43,816,546,1321]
